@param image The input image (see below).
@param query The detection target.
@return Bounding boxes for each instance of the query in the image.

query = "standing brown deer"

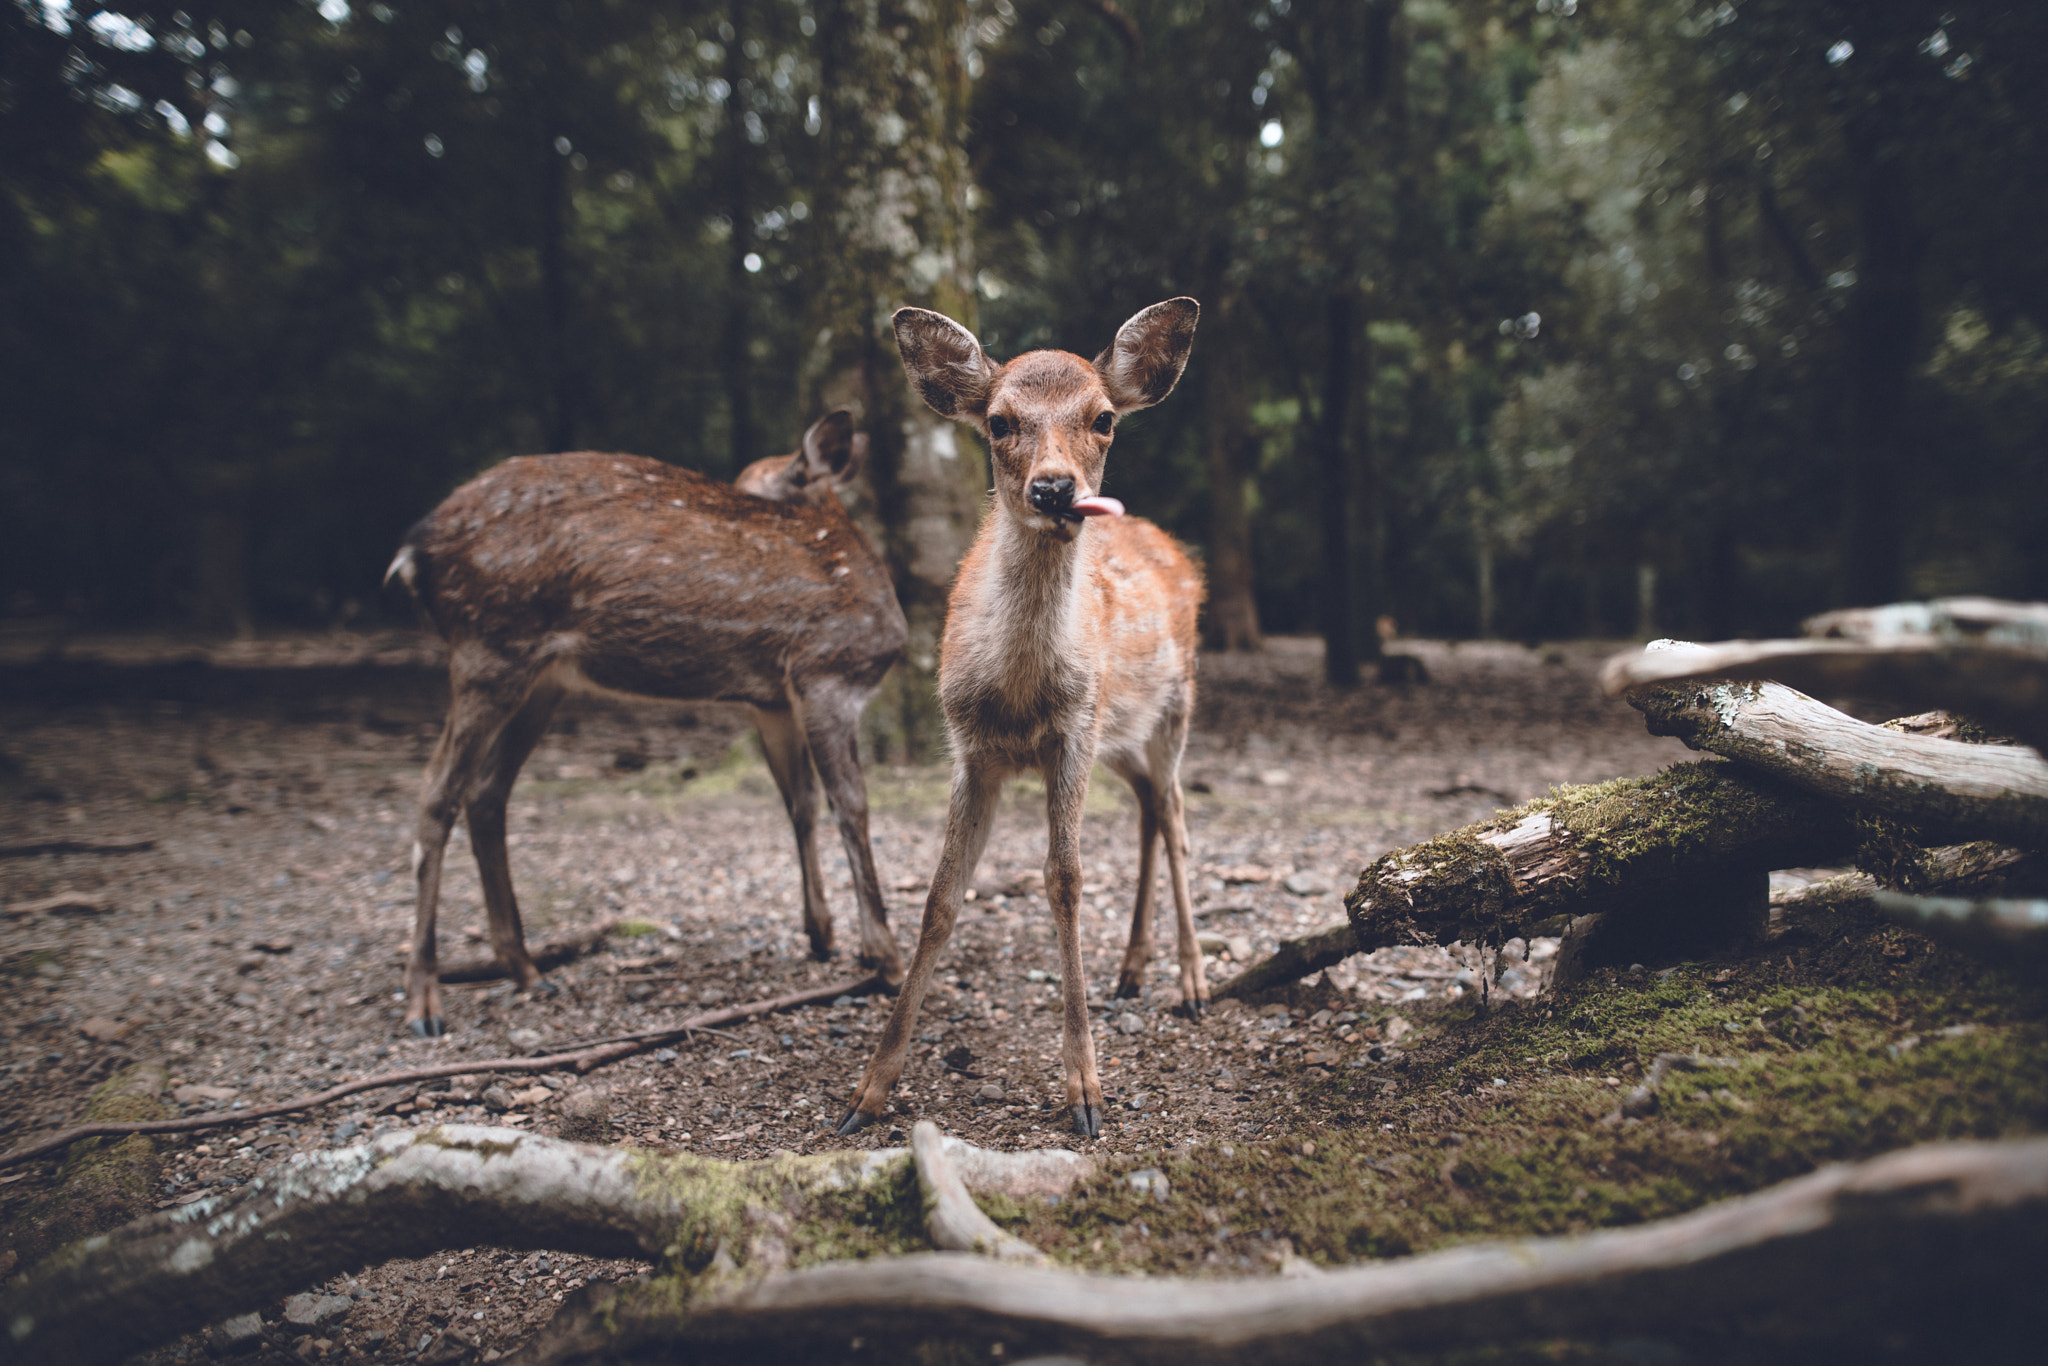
[838,299,1205,1138]
[387,410,907,1037]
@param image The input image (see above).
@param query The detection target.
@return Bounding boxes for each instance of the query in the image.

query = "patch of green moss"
[1010,938,2048,1279]
[611,919,663,939]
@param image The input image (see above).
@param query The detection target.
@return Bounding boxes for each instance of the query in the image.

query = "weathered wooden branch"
[1600,598,2048,753]
[1617,663,2048,848]
[912,1120,1049,1264]
[434,919,621,983]
[520,1138,2048,1364]
[1872,891,2048,966]
[0,974,883,1169]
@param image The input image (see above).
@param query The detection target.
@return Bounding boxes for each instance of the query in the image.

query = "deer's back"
[405,453,905,705]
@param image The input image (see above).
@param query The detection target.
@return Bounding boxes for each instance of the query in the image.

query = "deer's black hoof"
[408,1015,445,1039]
[836,1107,879,1137]
[1071,1103,1104,1138]
[524,978,559,1000]
[1112,975,1143,1000]
[1176,996,1208,1020]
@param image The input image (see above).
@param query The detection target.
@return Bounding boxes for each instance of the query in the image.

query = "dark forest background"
[5,0,2046,683]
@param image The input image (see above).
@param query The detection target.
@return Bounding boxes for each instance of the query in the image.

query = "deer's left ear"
[1093,297,1200,411]
[798,408,864,486]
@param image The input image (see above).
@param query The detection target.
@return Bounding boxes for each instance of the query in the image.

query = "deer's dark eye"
[1092,411,1114,435]
[988,414,1012,439]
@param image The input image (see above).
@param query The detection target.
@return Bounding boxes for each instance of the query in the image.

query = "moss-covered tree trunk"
[804,0,985,760]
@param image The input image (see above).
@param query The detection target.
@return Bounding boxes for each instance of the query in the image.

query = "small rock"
[282,1292,353,1333]
[1216,864,1271,885]
[332,1119,363,1143]
[652,1047,678,1063]
[831,994,858,1007]
[1114,1011,1145,1035]
[1127,1167,1170,1200]
[78,1017,132,1042]
[1024,968,1050,983]
[623,982,655,1003]
[1258,769,1293,787]
[1196,932,1228,955]
[209,1312,264,1353]
[507,1028,544,1053]
[508,1085,553,1109]
[1309,1008,1334,1027]
[1282,870,1332,897]
[175,1083,239,1106]
[977,1082,1005,1101]
[1621,1085,1658,1118]
[481,1086,513,1113]
[1125,1091,1147,1111]
[1225,935,1254,962]
[1257,1003,1291,1018]
[1384,1015,1413,1043]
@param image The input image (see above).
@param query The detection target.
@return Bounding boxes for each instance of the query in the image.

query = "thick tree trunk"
[721,0,759,470]
[1840,142,1921,608]
[1202,291,1262,651]
[805,0,983,760]
[1316,290,1358,687]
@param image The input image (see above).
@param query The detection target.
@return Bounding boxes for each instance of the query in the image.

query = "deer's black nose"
[1028,476,1076,518]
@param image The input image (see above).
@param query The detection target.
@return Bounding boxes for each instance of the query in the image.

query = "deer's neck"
[949,516,1098,722]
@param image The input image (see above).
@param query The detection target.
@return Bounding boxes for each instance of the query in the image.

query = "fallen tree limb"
[434,919,620,983]
[912,1120,1048,1263]
[1,1125,1092,1366]
[0,838,154,860]
[0,973,883,1169]
[1872,891,2048,967]
[1,890,115,919]
[520,1138,2048,1364]
[1600,598,2048,753]
[1220,761,1849,998]
[1615,653,2048,848]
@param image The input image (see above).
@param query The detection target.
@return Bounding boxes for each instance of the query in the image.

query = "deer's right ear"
[1093,297,1200,412]
[799,408,861,485]
[893,307,996,420]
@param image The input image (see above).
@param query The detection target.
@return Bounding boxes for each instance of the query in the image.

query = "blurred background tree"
[4,1,2045,685]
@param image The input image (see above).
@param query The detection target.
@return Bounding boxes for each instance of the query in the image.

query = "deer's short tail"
[384,542,419,594]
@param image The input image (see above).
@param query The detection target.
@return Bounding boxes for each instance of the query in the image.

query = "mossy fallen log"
[2,1061,167,1274]
[1219,761,1853,1000]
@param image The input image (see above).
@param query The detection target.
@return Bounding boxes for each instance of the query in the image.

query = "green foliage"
[3,2,2045,638]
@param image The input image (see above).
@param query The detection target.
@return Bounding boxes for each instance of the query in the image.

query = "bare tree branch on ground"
[9,1125,2045,1365]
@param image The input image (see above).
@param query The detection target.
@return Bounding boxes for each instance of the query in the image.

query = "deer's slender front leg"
[750,703,833,962]
[1047,738,1105,1137]
[836,755,1003,1135]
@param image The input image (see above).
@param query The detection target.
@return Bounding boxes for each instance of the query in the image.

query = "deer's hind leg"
[1149,700,1208,1017]
[465,676,566,994]
[1108,757,1161,1001]
[408,646,542,1037]
[750,703,833,963]
[798,677,905,985]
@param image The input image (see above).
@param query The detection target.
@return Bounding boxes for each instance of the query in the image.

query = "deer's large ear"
[1093,297,1200,411]
[798,408,863,486]
[893,307,997,420]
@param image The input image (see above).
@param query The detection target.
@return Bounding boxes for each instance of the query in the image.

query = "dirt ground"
[3,629,2038,1363]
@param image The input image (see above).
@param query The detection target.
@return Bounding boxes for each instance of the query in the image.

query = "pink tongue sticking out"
[1071,495,1125,518]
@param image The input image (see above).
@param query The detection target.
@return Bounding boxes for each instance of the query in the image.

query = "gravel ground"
[0,631,1691,1363]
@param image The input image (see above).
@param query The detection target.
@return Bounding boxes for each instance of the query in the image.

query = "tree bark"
[805,0,984,760]
[720,0,759,470]
[1316,289,1358,687]
[1840,141,1921,608]
[1616,663,2048,848]
[1201,291,1262,651]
